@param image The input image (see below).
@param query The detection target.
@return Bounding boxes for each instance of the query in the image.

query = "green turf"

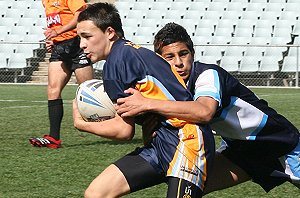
[0,84,299,197]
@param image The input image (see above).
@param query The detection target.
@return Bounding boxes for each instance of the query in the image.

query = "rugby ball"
[76,79,115,122]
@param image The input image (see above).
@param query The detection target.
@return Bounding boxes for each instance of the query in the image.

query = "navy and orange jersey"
[42,0,87,42]
[102,39,215,190]
[103,39,192,128]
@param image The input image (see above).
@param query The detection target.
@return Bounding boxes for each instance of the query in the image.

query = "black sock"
[48,99,63,140]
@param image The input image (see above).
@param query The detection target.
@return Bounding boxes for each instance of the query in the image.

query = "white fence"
[0,41,299,87]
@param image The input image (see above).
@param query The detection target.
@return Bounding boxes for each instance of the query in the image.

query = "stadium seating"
[116,0,300,84]
[282,56,300,72]
[0,0,46,70]
[219,56,240,72]
[0,0,299,84]
[0,53,9,68]
[239,56,260,72]
[259,56,280,72]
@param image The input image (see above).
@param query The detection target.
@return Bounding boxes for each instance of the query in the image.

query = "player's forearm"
[55,12,80,35]
[148,100,213,124]
[75,116,135,141]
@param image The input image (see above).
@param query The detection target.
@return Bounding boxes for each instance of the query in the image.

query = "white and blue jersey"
[188,61,299,151]
[188,61,300,191]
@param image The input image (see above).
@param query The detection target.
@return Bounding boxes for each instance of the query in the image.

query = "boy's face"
[160,42,194,82]
[77,20,112,63]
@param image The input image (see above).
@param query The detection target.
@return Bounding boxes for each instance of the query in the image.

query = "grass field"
[0,84,299,198]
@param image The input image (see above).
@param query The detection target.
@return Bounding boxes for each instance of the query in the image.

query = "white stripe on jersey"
[194,69,268,140]
[194,69,221,106]
[211,96,268,140]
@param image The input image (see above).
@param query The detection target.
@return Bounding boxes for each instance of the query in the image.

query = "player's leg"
[166,177,203,198]
[47,61,71,100]
[74,65,94,84]
[85,151,165,198]
[70,35,93,85]
[47,61,72,140]
[29,61,71,148]
[204,152,251,194]
[84,164,130,198]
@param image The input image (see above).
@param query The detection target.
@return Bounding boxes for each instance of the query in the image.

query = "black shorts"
[219,138,298,192]
[114,148,204,197]
[50,36,91,72]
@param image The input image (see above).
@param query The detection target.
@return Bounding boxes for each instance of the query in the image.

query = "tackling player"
[73,3,215,198]
[116,22,300,193]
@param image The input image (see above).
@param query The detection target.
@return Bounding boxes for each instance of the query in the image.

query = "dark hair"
[153,23,194,55]
[78,2,124,38]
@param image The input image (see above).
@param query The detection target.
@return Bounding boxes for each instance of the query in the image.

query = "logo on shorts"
[79,59,89,65]
[183,185,192,198]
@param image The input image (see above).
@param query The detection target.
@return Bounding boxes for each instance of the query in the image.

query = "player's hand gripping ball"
[76,79,116,122]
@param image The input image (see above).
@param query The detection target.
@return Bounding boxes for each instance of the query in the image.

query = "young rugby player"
[73,3,215,198]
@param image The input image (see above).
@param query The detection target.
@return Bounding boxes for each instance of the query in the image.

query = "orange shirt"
[42,0,87,42]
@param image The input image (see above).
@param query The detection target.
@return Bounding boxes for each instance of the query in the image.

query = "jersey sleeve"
[67,0,86,13]
[194,69,222,107]
[103,46,146,103]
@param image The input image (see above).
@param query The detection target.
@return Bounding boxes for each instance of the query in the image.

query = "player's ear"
[106,27,117,39]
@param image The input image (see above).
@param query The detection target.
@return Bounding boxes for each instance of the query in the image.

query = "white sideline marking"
[0,99,72,109]
[0,100,47,103]
[1,105,45,109]
[258,93,300,97]
[0,99,73,103]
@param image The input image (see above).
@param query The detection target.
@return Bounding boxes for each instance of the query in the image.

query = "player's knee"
[84,184,116,198]
[84,187,101,198]
[47,86,62,99]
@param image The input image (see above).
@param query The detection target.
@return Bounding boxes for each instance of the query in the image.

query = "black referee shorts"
[50,36,91,72]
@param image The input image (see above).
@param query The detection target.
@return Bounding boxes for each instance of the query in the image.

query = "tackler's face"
[77,20,112,63]
[160,42,194,82]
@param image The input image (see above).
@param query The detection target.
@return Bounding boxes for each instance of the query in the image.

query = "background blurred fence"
[0,41,104,84]
[0,41,298,87]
